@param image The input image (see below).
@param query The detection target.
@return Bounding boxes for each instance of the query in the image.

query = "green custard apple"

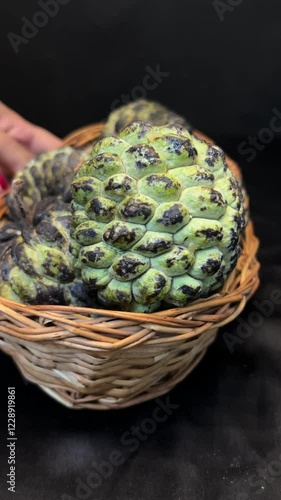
[103,99,192,137]
[71,121,246,312]
[0,146,92,305]
[7,146,85,220]
[0,185,93,306]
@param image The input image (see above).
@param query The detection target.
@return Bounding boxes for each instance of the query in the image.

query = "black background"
[1,1,281,500]
[1,0,281,139]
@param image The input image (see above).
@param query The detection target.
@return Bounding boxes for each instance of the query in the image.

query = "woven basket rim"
[0,123,260,338]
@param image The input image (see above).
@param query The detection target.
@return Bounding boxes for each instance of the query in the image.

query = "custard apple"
[71,121,246,312]
[103,99,192,137]
[0,147,92,306]
[0,196,92,306]
[7,146,85,220]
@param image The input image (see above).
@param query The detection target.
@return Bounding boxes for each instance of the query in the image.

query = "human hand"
[0,102,63,187]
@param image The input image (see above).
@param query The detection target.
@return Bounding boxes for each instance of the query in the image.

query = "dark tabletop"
[0,137,280,500]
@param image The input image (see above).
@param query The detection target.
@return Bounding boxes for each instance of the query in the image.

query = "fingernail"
[0,174,8,190]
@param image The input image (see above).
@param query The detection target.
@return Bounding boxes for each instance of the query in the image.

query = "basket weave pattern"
[0,125,260,409]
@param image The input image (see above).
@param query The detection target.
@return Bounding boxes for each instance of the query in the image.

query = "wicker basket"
[0,124,260,410]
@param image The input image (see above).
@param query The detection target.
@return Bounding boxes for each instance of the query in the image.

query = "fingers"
[25,125,63,154]
[0,101,62,155]
[0,130,34,177]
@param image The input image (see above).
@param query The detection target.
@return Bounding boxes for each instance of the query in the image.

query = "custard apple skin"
[0,146,92,305]
[103,99,192,137]
[0,197,94,306]
[71,122,246,312]
[7,147,85,220]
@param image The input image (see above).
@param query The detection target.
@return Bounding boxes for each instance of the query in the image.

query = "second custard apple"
[0,147,92,306]
[103,99,192,136]
[71,121,246,312]
[0,197,93,306]
[7,146,85,220]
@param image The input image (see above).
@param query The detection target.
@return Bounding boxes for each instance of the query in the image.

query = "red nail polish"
[0,174,8,190]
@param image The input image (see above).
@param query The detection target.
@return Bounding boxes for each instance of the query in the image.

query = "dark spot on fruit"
[165,137,195,158]
[157,204,183,226]
[73,180,95,192]
[121,199,152,221]
[105,176,132,193]
[68,280,93,306]
[166,250,191,269]
[76,227,98,241]
[168,137,184,155]
[153,274,167,296]
[105,180,119,191]
[89,199,104,214]
[116,290,129,302]
[196,171,214,182]
[180,255,193,267]
[195,228,223,241]
[234,214,245,230]
[85,228,97,238]
[123,121,152,138]
[230,245,241,270]
[34,283,66,305]
[128,145,160,168]
[95,157,105,168]
[95,153,118,167]
[166,257,176,268]
[201,257,222,275]
[83,248,105,263]
[180,285,200,297]
[137,238,173,254]
[103,223,138,246]
[210,190,224,206]
[115,257,144,278]
[205,146,225,167]
[228,228,239,250]
[214,268,225,284]
[14,242,38,276]
[146,175,173,189]
[137,123,152,138]
[229,255,238,272]
[42,254,74,283]
[36,221,66,245]
[87,198,115,219]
